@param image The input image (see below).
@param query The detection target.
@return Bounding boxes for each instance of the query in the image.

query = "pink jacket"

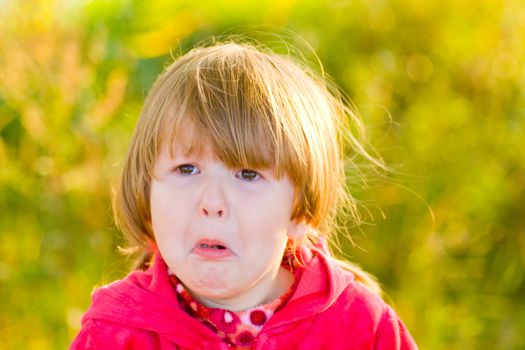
[70,247,418,349]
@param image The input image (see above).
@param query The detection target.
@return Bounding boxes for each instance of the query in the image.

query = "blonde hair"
[113,40,383,294]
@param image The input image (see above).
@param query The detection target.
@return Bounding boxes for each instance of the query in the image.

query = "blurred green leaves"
[1,0,524,349]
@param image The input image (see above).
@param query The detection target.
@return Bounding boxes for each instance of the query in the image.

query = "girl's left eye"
[237,169,260,181]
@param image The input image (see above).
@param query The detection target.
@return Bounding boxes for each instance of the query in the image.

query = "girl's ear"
[287,220,310,240]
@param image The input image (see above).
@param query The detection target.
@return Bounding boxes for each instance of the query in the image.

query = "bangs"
[166,109,278,172]
[161,48,300,180]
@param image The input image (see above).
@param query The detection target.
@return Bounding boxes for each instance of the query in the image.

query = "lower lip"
[193,246,235,260]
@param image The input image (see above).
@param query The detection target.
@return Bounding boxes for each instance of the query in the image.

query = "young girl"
[70,40,418,349]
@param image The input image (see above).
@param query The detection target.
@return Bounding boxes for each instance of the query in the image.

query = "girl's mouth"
[199,243,227,249]
[193,239,234,260]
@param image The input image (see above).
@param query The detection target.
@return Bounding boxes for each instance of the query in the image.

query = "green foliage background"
[1,0,524,349]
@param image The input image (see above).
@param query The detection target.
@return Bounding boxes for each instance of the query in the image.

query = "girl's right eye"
[175,164,199,175]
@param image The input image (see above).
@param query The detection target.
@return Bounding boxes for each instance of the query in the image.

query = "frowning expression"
[150,138,300,311]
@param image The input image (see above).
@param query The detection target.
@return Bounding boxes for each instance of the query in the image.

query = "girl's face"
[150,135,302,311]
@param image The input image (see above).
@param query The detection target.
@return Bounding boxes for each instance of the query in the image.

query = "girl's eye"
[176,164,199,175]
[237,169,260,181]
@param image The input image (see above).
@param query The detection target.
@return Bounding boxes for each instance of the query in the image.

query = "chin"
[186,272,236,294]
[191,284,243,307]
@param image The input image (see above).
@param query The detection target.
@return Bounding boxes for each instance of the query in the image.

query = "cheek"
[150,196,190,263]
[252,188,294,223]
[243,217,286,241]
[150,185,188,237]
[240,199,293,238]
[151,178,190,209]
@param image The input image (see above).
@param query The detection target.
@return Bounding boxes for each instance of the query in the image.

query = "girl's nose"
[198,178,228,218]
